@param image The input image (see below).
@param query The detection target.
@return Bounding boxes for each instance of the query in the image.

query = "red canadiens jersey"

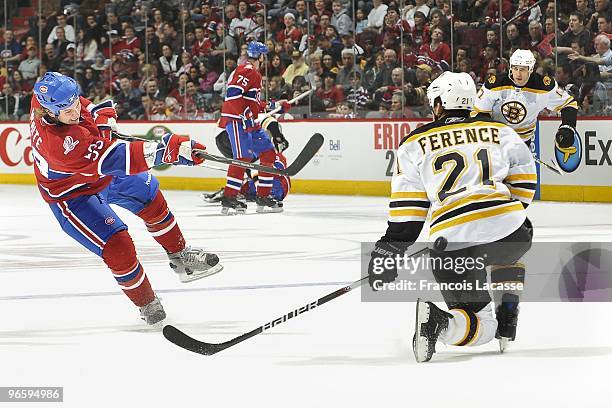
[30,96,149,203]
[219,63,264,127]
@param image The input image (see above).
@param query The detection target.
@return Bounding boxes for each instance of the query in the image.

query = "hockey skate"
[201,188,224,203]
[496,293,520,353]
[168,246,224,283]
[221,196,247,215]
[139,296,166,325]
[413,299,453,363]
[255,195,284,213]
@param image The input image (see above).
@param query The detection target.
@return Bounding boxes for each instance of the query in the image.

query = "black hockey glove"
[368,240,405,291]
[555,125,576,149]
[273,133,289,153]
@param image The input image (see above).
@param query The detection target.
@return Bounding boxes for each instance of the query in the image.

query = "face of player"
[56,98,81,125]
[511,65,530,86]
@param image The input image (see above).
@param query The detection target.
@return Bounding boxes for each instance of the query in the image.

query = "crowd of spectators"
[1,0,612,121]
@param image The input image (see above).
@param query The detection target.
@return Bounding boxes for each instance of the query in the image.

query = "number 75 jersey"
[389,115,537,245]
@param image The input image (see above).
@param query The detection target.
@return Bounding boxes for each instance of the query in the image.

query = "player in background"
[368,72,536,362]
[218,41,291,214]
[473,49,579,157]
[202,115,290,204]
[30,72,223,325]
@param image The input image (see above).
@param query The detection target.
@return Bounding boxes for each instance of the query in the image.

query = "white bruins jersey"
[389,116,536,246]
[473,73,578,142]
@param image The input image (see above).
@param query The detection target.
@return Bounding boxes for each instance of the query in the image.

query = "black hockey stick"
[193,132,323,176]
[112,131,323,177]
[162,245,436,355]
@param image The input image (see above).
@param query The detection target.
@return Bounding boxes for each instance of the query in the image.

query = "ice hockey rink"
[1,184,611,407]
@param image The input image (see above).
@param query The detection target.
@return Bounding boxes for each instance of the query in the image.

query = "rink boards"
[0,118,611,202]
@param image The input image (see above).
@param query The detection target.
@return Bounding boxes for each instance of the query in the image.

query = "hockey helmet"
[34,72,80,115]
[427,72,476,111]
[509,49,536,83]
[247,41,269,59]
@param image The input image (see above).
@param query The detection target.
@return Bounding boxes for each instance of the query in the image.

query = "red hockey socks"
[102,230,154,307]
[224,163,246,197]
[256,149,276,197]
[137,190,186,254]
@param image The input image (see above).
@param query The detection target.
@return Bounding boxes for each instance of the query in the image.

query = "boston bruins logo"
[501,101,527,124]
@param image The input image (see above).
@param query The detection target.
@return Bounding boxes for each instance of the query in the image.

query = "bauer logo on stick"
[554,128,582,173]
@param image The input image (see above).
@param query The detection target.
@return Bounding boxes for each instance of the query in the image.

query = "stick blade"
[285,133,324,176]
[162,324,224,356]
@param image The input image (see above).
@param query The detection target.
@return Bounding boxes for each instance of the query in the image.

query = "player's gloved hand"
[267,99,292,114]
[153,133,206,167]
[90,100,118,139]
[368,240,405,291]
[273,133,289,152]
[555,125,576,149]
[243,108,261,132]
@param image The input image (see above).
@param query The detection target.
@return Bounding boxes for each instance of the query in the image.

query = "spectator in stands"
[480,43,508,81]
[331,0,353,37]
[0,83,23,120]
[18,46,40,82]
[322,52,339,74]
[283,50,309,85]
[316,14,332,37]
[529,21,545,54]
[328,101,355,119]
[213,55,237,97]
[145,77,166,100]
[158,44,181,79]
[505,23,528,57]
[47,14,76,44]
[144,26,162,62]
[411,11,430,50]
[277,12,302,44]
[60,43,77,73]
[198,63,219,95]
[555,63,574,89]
[311,0,331,26]
[368,0,389,30]
[306,53,324,87]
[404,0,430,27]
[420,27,451,64]
[212,22,238,60]
[102,30,121,59]
[486,29,500,47]
[355,8,368,34]
[557,11,594,56]
[162,22,182,53]
[77,28,99,63]
[269,53,286,77]
[229,1,256,39]
[116,26,141,54]
[294,0,308,26]
[512,0,542,29]
[0,30,22,68]
[346,71,369,109]
[336,48,363,91]
[85,15,105,46]
[577,0,594,21]
[597,15,612,37]
[587,0,611,33]
[374,48,399,89]
[364,52,385,92]
[316,71,344,111]
[80,67,97,96]
[42,43,61,72]
[115,75,143,120]
[389,91,413,118]
[268,76,285,100]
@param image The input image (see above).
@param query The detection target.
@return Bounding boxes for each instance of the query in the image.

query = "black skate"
[413,299,453,363]
[221,196,247,215]
[201,188,224,203]
[255,195,284,213]
[495,293,520,353]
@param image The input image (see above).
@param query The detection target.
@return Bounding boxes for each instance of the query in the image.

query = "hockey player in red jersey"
[30,72,223,325]
[218,41,291,214]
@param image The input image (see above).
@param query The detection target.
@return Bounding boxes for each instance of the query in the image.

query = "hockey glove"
[90,100,118,139]
[267,99,292,114]
[555,125,576,149]
[273,133,289,152]
[368,240,405,291]
[152,133,206,167]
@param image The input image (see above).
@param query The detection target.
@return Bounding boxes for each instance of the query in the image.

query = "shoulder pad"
[483,73,512,90]
[525,72,555,92]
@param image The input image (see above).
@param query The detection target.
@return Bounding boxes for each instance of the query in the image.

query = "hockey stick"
[162,245,434,355]
[112,131,324,176]
[193,133,323,176]
[255,89,313,124]
[533,155,563,175]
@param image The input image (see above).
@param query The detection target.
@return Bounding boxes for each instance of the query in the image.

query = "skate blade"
[256,205,284,213]
[221,207,247,215]
[499,337,510,353]
[179,264,224,283]
[413,299,431,363]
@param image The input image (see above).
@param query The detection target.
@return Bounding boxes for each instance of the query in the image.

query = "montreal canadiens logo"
[105,217,115,225]
[554,130,582,173]
[39,85,48,93]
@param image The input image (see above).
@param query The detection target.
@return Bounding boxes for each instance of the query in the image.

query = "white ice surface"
[1,185,611,407]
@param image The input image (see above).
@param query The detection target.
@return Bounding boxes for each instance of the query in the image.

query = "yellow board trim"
[430,202,524,235]
[0,174,36,184]
[540,185,612,203]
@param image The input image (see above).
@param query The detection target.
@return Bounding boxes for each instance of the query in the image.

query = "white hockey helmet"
[509,49,536,73]
[427,72,477,111]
